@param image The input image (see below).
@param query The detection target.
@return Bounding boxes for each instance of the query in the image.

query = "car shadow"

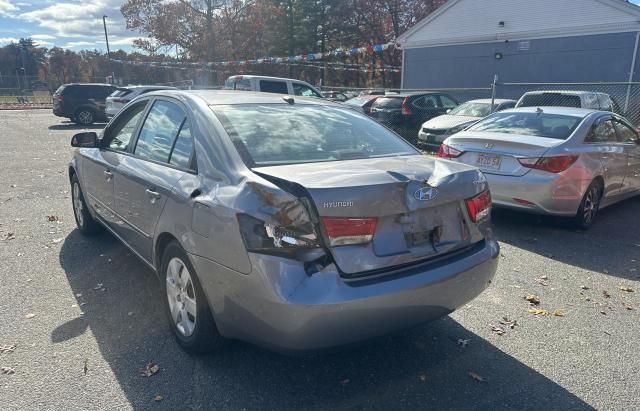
[48,122,106,131]
[57,229,591,409]
[492,195,640,280]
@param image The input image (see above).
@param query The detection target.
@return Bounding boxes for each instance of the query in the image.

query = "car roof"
[376,91,446,98]
[152,89,339,106]
[121,85,177,90]
[500,106,601,117]
[464,98,516,104]
[227,75,313,84]
[64,83,114,87]
[520,90,606,96]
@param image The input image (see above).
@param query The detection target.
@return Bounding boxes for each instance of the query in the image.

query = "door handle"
[103,170,113,180]
[145,188,161,201]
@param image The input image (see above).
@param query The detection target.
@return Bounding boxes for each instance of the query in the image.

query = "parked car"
[370,92,460,143]
[68,90,499,353]
[106,85,177,119]
[53,83,117,125]
[516,90,621,113]
[418,99,517,150]
[358,89,385,96]
[343,94,380,115]
[439,107,640,229]
[322,91,349,102]
[224,75,323,98]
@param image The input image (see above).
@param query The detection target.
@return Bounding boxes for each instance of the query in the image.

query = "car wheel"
[574,181,602,230]
[161,241,226,353]
[71,174,102,235]
[74,109,94,125]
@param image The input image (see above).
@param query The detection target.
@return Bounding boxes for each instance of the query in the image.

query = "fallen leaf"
[25,313,35,319]
[535,278,549,286]
[619,286,634,293]
[490,325,506,335]
[3,232,15,241]
[468,371,486,382]
[581,285,590,290]
[525,295,541,305]
[153,394,164,402]
[457,338,470,348]
[541,275,548,280]
[623,303,634,311]
[602,290,611,299]
[140,362,160,377]
[84,359,88,375]
[553,309,566,317]
[0,344,16,354]
[528,308,549,316]
[0,367,15,375]
[499,317,518,329]
[47,215,59,222]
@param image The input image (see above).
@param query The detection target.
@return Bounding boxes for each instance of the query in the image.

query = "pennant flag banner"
[112,42,395,70]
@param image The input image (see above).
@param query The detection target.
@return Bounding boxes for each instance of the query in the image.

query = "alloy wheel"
[73,182,84,227]
[582,186,599,225]
[77,111,93,125]
[166,257,197,337]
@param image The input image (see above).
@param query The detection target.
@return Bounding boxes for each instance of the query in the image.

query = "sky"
[1,0,640,53]
[0,0,140,51]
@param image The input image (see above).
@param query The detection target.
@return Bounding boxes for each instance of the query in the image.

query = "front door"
[114,99,194,262]
[613,119,640,193]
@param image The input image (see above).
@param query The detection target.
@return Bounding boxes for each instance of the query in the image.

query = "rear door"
[113,98,193,261]
[613,118,640,193]
[584,115,627,198]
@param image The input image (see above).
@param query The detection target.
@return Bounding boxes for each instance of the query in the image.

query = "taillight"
[518,155,578,173]
[55,95,63,106]
[401,97,413,116]
[322,217,378,247]
[465,190,492,223]
[438,144,464,158]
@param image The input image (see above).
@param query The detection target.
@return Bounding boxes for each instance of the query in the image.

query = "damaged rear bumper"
[190,236,499,353]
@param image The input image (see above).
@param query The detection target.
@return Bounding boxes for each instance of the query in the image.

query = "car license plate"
[476,154,501,170]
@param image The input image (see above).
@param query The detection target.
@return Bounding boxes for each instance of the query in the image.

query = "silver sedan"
[440,107,640,229]
[68,90,499,353]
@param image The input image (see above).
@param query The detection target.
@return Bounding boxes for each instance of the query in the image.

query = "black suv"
[370,92,459,143]
[53,83,117,125]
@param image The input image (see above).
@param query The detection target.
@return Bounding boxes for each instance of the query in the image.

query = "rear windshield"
[449,102,492,117]
[224,78,252,91]
[54,85,65,95]
[518,93,581,108]
[372,97,402,108]
[468,112,583,139]
[211,104,418,167]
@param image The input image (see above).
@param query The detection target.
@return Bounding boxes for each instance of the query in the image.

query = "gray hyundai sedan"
[68,90,499,353]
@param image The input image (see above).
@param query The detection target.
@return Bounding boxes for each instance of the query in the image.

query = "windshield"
[468,112,583,139]
[372,97,402,109]
[449,102,492,117]
[211,104,418,167]
[518,94,581,108]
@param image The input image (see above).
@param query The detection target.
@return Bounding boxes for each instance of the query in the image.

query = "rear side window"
[518,93,581,108]
[585,118,617,143]
[225,78,251,90]
[260,80,288,94]
[135,100,186,163]
[372,97,402,108]
[613,120,638,143]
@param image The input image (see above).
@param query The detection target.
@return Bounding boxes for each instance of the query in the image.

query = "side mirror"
[71,132,98,148]
[446,109,452,114]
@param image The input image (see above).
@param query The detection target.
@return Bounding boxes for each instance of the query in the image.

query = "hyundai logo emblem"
[414,186,438,201]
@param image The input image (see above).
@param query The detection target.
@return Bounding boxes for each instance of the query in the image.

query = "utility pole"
[103,15,114,84]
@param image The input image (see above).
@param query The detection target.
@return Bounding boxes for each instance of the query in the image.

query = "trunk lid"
[445,131,563,176]
[253,155,487,275]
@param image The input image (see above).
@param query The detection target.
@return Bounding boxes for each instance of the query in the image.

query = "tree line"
[0,1,444,91]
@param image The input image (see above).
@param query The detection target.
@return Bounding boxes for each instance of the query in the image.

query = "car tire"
[573,180,602,230]
[71,174,102,235]
[160,241,226,354]
[74,109,95,125]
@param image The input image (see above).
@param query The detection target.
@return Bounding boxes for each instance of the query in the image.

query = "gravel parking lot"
[0,110,639,410]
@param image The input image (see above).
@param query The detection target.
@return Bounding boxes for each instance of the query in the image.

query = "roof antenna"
[282,96,295,104]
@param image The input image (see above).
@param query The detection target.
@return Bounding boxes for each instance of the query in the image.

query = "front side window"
[135,100,186,163]
[105,101,147,151]
[293,83,321,98]
[211,104,418,167]
[469,112,583,140]
[260,80,289,94]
